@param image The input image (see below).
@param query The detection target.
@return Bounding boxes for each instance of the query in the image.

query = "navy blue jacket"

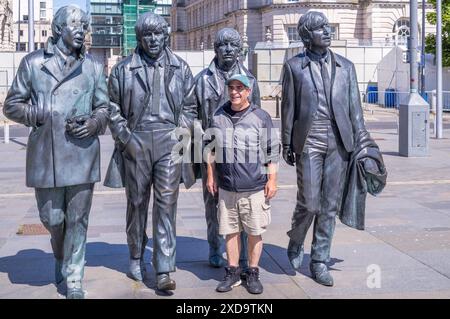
[208,102,279,192]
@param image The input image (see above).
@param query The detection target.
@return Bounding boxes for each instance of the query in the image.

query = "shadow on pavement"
[0,238,341,290]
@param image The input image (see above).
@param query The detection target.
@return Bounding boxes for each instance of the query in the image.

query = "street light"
[436,0,443,138]
[28,0,34,52]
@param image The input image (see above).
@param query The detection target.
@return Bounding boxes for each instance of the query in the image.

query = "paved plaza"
[0,105,449,299]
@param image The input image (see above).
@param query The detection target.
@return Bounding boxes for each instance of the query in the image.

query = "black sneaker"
[245,267,263,294]
[216,266,241,292]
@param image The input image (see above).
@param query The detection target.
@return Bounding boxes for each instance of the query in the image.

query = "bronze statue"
[193,28,260,269]
[3,5,109,298]
[281,11,386,286]
[104,12,197,291]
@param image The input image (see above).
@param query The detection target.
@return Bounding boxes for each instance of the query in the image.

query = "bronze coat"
[281,50,367,154]
[3,40,109,188]
[104,48,198,189]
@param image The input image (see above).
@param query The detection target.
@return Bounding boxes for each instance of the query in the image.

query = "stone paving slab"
[0,108,450,298]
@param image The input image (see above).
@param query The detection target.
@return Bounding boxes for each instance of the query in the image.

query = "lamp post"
[28,0,34,52]
[436,0,443,138]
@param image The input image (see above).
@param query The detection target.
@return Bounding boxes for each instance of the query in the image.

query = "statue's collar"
[44,37,86,59]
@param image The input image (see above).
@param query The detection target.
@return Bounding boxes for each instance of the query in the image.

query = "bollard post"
[431,90,437,137]
[276,95,280,118]
[4,121,9,144]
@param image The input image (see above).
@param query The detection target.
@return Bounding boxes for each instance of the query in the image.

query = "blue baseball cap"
[226,74,251,88]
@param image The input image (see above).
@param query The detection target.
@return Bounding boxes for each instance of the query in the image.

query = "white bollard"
[4,121,9,144]
[431,90,437,137]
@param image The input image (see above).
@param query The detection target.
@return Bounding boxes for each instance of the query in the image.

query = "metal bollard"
[431,90,437,137]
[4,121,9,144]
[275,95,280,118]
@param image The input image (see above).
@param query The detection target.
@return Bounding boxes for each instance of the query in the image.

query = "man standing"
[104,12,197,291]
[206,74,278,294]
[194,28,260,268]
[281,11,369,286]
[3,5,109,298]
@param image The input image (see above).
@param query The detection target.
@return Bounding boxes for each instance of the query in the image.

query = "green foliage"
[425,0,450,66]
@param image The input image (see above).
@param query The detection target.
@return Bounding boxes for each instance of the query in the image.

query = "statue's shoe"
[287,240,304,271]
[310,262,334,287]
[157,273,176,291]
[209,254,227,268]
[67,281,85,299]
[128,258,144,282]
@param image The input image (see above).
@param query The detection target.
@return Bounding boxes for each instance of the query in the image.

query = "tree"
[425,0,450,67]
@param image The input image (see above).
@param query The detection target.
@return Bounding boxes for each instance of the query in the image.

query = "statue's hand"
[68,117,99,139]
[282,146,296,166]
[120,134,140,159]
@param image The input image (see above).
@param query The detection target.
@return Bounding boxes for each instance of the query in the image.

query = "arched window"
[393,18,410,45]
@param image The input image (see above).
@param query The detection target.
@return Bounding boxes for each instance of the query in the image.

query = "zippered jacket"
[209,102,280,192]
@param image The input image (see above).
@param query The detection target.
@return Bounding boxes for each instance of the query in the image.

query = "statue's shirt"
[137,54,175,129]
[306,50,333,122]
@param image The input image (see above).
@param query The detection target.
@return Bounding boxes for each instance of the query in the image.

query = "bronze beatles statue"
[104,12,197,291]
[3,5,109,298]
[193,28,261,270]
[281,11,386,286]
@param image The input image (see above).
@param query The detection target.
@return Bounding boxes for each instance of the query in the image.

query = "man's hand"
[69,118,99,139]
[265,163,277,199]
[206,174,217,195]
[282,146,296,166]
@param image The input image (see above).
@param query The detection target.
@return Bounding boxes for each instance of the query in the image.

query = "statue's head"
[297,11,331,51]
[135,12,169,59]
[214,28,242,69]
[52,5,89,52]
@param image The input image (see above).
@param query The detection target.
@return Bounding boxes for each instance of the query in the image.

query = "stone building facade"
[170,0,435,51]
[12,0,53,51]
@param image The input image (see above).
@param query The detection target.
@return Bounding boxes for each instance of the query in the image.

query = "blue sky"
[54,0,87,11]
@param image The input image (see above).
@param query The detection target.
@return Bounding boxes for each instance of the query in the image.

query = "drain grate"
[17,224,49,236]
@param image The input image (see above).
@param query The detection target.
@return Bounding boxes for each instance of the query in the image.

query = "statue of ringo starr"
[3,5,109,298]
[193,28,261,269]
[104,12,197,291]
[281,11,376,286]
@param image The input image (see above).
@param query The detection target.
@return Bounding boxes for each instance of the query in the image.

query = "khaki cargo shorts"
[218,188,271,236]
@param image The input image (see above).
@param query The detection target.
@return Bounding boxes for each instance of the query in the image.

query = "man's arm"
[349,63,368,147]
[179,62,198,132]
[3,57,43,127]
[280,62,296,165]
[107,64,131,148]
[90,63,110,134]
[206,151,217,195]
[261,114,279,199]
[265,163,277,200]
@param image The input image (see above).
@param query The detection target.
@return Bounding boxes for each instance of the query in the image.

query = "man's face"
[60,16,89,52]
[228,80,251,107]
[309,22,331,50]
[140,27,167,59]
[216,39,241,66]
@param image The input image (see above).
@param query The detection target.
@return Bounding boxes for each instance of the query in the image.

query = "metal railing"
[363,90,450,110]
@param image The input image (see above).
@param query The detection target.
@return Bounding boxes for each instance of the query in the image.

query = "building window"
[40,2,46,9]
[40,10,46,19]
[329,24,339,40]
[42,30,47,37]
[19,30,23,37]
[23,15,28,21]
[394,18,410,45]
[16,43,27,51]
[286,25,300,43]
